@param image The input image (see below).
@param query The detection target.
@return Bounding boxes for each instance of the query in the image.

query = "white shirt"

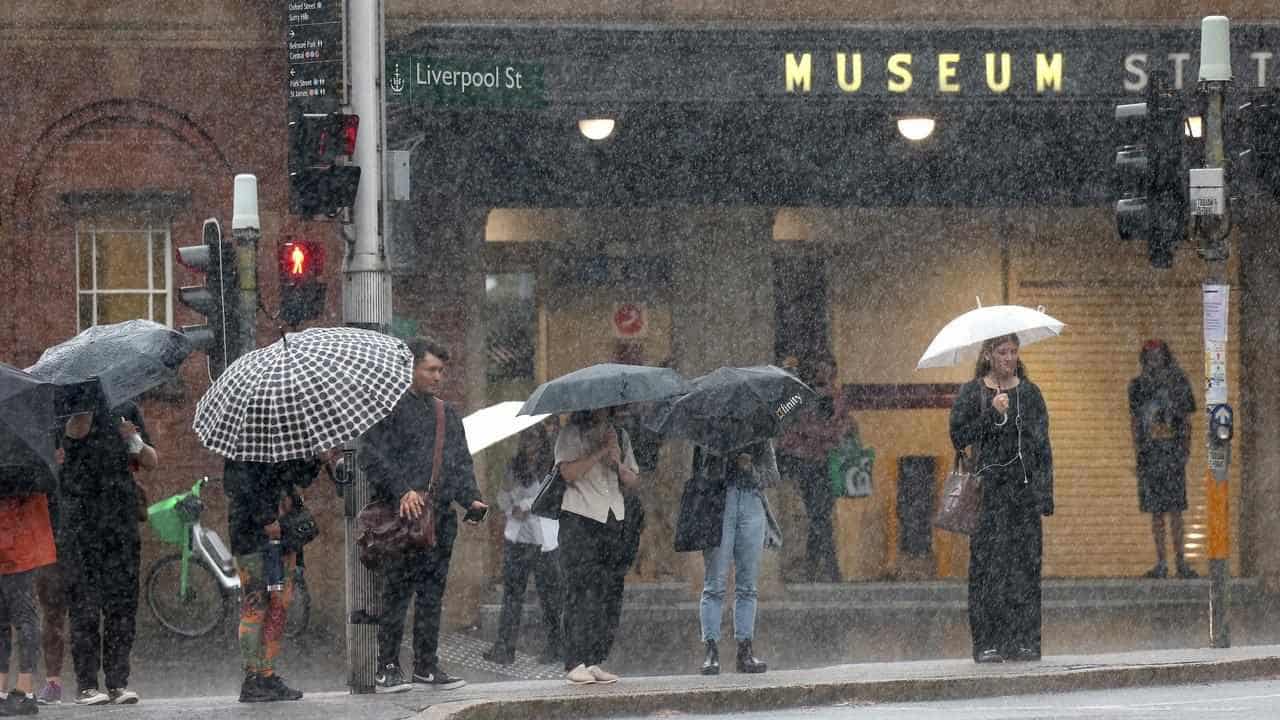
[554,422,638,524]
[497,469,559,552]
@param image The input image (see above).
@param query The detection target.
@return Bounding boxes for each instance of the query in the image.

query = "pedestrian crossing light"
[278,238,326,327]
[288,112,362,218]
[176,218,241,379]
[1112,71,1187,269]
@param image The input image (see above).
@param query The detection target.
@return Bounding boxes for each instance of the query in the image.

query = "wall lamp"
[897,116,937,141]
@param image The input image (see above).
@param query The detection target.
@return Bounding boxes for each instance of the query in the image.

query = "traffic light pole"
[1195,16,1233,649]
[344,0,392,694]
[232,175,260,359]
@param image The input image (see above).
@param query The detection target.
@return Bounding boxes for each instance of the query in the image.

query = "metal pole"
[344,0,392,693]
[231,174,260,357]
[1195,15,1233,649]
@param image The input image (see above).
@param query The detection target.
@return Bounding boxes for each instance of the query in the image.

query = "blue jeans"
[700,484,766,641]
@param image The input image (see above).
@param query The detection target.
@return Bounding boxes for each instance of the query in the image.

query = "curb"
[418,654,1280,719]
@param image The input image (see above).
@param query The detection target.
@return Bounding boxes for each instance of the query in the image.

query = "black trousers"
[493,542,563,655]
[64,526,140,692]
[780,454,841,582]
[968,476,1043,659]
[558,512,627,671]
[377,512,457,673]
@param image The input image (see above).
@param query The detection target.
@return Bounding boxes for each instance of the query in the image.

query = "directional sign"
[385,55,548,109]
[286,0,345,114]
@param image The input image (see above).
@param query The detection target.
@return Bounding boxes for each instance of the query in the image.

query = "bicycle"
[143,476,311,639]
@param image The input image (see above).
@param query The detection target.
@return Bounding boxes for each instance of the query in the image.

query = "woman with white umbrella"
[949,334,1054,664]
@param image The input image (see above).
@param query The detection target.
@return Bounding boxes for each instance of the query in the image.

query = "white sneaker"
[108,687,139,704]
[566,664,596,685]
[586,665,618,684]
[75,688,110,705]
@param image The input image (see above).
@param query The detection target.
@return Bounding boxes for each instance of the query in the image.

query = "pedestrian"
[482,420,564,666]
[554,406,640,685]
[224,457,324,703]
[59,403,156,704]
[359,336,487,692]
[1128,339,1198,579]
[949,334,1054,664]
[675,440,778,676]
[776,354,847,583]
[0,488,57,717]
[33,447,68,706]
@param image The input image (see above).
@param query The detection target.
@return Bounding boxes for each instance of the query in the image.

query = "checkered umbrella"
[193,327,413,462]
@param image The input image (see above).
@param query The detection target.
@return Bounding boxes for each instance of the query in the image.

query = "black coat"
[949,378,1054,516]
[358,390,481,513]
[223,458,318,556]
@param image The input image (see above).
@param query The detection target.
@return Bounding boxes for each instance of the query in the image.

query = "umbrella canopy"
[916,305,1066,370]
[193,327,413,463]
[647,365,815,453]
[27,319,193,408]
[0,362,58,476]
[462,401,550,455]
[518,363,689,416]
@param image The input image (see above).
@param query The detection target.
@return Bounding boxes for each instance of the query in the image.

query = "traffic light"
[1235,87,1280,198]
[1112,72,1187,268]
[177,218,240,378]
[288,112,362,217]
[278,238,326,326]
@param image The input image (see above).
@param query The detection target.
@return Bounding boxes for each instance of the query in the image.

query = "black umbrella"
[518,363,690,416]
[27,319,193,409]
[646,365,815,453]
[0,362,58,495]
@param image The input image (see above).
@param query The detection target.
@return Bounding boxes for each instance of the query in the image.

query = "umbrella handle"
[994,412,1009,427]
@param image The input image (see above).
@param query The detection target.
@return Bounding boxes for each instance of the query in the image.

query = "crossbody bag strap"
[426,397,445,499]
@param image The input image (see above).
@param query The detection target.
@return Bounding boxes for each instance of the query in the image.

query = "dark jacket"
[60,402,150,532]
[673,442,779,553]
[358,390,481,513]
[223,458,318,556]
[949,378,1054,516]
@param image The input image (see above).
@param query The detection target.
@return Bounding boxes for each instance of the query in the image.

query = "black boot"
[736,640,767,673]
[701,639,720,675]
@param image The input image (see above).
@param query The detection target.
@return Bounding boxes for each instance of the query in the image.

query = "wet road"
[617,679,1280,719]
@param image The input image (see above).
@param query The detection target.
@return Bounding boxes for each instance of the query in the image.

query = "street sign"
[385,55,548,109]
[287,0,345,114]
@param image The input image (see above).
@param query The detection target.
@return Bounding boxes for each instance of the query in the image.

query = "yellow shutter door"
[1010,226,1241,578]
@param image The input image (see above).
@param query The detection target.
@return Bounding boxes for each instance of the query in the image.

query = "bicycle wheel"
[145,553,229,637]
[284,571,311,639]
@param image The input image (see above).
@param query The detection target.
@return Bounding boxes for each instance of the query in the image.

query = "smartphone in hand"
[463,505,488,523]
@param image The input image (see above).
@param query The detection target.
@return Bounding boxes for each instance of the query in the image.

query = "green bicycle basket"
[147,493,191,545]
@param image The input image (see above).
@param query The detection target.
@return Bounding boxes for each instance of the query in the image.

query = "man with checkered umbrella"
[359,336,487,692]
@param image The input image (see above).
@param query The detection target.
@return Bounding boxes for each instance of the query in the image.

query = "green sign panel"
[385,55,548,109]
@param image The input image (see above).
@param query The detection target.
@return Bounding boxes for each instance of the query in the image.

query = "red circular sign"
[613,303,646,337]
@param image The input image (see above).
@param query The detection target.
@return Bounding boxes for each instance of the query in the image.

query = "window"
[76,217,172,330]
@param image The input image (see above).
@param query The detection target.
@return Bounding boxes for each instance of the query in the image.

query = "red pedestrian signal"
[278,239,325,326]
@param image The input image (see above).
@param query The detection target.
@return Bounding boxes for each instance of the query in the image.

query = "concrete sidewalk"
[39,644,1280,720]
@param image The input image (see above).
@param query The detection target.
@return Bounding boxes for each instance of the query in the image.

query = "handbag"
[530,464,565,520]
[355,397,446,569]
[933,451,982,535]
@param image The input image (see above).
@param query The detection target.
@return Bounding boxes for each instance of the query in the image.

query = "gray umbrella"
[27,319,193,409]
[193,327,413,462]
[518,363,690,416]
[0,363,57,470]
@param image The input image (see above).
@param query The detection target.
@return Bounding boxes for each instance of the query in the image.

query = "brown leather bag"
[933,451,982,535]
[356,397,446,569]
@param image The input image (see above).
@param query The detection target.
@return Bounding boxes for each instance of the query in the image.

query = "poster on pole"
[1202,283,1229,406]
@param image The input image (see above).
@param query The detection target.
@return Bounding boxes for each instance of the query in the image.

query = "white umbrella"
[463,401,549,455]
[917,304,1065,370]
